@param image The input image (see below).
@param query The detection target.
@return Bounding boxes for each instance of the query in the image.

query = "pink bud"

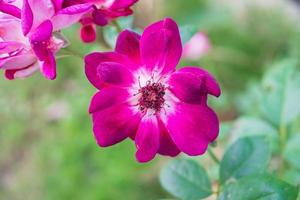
[183,32,211,61]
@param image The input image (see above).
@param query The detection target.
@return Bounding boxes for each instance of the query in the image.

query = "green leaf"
[118,16,134,29]
[231,117,279,152]
[179,24,198,45]
[284,133,300,169]
[218,122,233,141]
[283,169,300,186]
[218,175,299,200]
[220,136,271,183]
[261,59,300,126]
[103,26,118,48]
[160,159,212,200]
[235,82,263,116]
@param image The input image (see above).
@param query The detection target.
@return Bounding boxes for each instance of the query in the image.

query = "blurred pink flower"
[0,14,40,79]
[183,32,211,61]
[85,18,221,162]
[0,0,92,79]
[63,0,138,43]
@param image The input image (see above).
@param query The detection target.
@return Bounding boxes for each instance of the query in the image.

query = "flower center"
[138,82,166,113]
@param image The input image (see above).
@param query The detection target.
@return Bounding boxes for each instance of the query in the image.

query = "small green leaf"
[231,117,279,152]
[284,133,300,170]
[160,159,212,200]
[103,26,118,48]
[218,175,299,200]
[179,24,198,45]
[118,16,134,29]
[261,59,300,126]
[220,136,271,183]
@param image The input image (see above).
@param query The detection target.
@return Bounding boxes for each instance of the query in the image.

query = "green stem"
[278,69,289,176]
[60,48,84,59]
[208,147,220,165]
[97,28,112,50]
[112,20,122,33]
[279,122,287,175]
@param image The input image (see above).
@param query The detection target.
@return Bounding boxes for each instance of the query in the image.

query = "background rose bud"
[182,32,211,61]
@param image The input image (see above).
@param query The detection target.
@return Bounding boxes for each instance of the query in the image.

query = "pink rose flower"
[183,32,211,61]
[62,0,138,43]
[85,18,221,162]
[0,14,41,79]
[0,0,92,79]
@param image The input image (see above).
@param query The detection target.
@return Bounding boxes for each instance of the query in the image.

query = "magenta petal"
[30,20,53,42]
[109,0,138,10]
[157,117,180,157]
[89,87,129,113]
[179,67,221,97]
[92,104,141,147]
[30,21,53,62]
[24,0,55,32]
[92,9,108,26]
[22,0,33,35]
[52,0,63,11]
[13,62,39,78]
[0,2,21,18]
[168,72,205,104]
[0,42,22,54]
[135,116,160,163]
[140,18,182,74]
[84,52,128,89]
[115,30,141,64]
[80,24,96,43]
[41,52,56,80]
[56,2,91,15]
[4,62,39,80]
[97,62,133,86]
[0,53,36,70]
[52,3,92,30]
[167,103,219,156]
[4,69,16,80]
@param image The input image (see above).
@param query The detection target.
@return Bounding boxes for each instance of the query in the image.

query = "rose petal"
[0,53,36,69]
[140,18,182,74]
[29,20,53,42]
[51,3,92,31]
[92,9,108,26]
[115,30,141,65]
[21,0,33,35]
[80,24,96,43]
[157,117,180,157]
[92,103,141,147]
[14,62,39,78]
[84,52,129,89]
[135,116,160,162]
[4,62,39,79]
[0,17,27,43]
[102,8,133,18]
[0,42,23,54]
[0,2,21,18]
[52,0,64,11]
[89,87,130,113]
[97,61,134,86]
[168,71,205,104]
[109,0,138,10]
[179,67,221,97]
[40,51,56,80]
[23,0,55,34]
[167,103,219,156]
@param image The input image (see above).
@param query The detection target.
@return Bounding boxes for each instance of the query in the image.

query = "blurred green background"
[1,0,300,199]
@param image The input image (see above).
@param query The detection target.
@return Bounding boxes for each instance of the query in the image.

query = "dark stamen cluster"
[138,82,166,113]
